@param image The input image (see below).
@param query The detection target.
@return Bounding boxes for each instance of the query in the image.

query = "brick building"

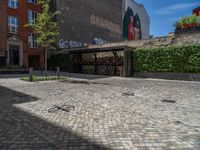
[0,0,44,69]
[193,7,200,16]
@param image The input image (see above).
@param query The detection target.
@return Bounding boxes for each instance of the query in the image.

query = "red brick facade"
[0,0,7,56]
[0,0,44,69]
[193,7,200,16]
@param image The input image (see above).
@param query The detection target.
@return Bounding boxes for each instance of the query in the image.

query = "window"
[27,0,37,4]
[8,16,18,34]
[8,0,18,9]
[28,10,37,25]
[28,33,39,48]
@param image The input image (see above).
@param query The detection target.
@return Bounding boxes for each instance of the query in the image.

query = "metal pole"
[29,68,33,82]
[56,67,60,78]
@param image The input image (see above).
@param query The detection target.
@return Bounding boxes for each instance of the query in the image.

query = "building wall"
[122,0,150,40]
[0,0,7,56]
[86,32,200,49]
[55,0,122,49]
[54,0,150,49]
[21,1,44,68]
[193,7,200,16]
[0,0,44,68]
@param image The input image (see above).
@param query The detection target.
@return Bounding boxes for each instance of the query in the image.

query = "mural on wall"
[123,7,142,41]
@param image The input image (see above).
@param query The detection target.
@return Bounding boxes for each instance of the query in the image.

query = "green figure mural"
[123,7,142,41]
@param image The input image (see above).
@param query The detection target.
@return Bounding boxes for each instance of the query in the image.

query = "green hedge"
[133,45,200,73]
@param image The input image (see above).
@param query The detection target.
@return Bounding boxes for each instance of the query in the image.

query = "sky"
[135,0,200,37]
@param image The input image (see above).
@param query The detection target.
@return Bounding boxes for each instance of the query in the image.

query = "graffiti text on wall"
[93,38,107,45]
[58,39,87,49]
[90,14,121,35]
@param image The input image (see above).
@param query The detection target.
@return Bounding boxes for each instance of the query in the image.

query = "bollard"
[29,68,33,82]
[56,67,60,78]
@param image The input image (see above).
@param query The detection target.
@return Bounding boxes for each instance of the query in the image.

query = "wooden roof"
[58,46,130,54]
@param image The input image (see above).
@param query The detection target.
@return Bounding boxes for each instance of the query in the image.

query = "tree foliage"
[31,0,59,49]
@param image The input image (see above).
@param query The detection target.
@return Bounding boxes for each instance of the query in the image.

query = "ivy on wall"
[133,45,200,73]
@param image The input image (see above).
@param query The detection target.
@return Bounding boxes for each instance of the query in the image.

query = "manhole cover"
[174,121,182,124]
[161,99,176,103]
[93,118,100,122]
[62,80,110,85]
[122,92,135,97]
[48,104,75,113]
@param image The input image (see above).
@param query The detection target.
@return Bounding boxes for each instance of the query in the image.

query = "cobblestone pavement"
[0,76,200,150]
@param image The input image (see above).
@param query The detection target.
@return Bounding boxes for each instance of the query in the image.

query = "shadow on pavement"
[0,74,28,79]
[0,85,110,150]
[65,73,111,80]
[35,70,111,80]
[0,70,112,80]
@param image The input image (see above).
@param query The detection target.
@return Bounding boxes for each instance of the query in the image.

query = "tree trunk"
[45,47,48,79]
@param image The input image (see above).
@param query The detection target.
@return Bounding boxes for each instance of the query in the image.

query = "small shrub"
[21,76,67,82]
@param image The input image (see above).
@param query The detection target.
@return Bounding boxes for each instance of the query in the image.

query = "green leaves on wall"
[133,45,200,73]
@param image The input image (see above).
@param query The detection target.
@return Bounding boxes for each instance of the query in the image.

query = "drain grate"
[93,118,100,122]
[122,92,135,97]
[48,104,75,113]
[61,80,110,85]
[161,99,176,103]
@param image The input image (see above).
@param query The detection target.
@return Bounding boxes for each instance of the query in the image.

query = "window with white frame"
[8,16,18,34]
[28,10,37,25]
[28,33,39,48]
[27,0,37,4]
[8,0,18,9]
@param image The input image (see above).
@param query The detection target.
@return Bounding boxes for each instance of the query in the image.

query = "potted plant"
[188,15,197,28]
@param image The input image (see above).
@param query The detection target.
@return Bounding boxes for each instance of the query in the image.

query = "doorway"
[9,45,19,65]
[28,55,40,69]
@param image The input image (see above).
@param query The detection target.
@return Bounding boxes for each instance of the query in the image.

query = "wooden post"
[112,51,117,76]
[56,67,60,78]
[29,68,33,82]
[94,52,97,74]
[123,48,132,77]
[45,48,48,79]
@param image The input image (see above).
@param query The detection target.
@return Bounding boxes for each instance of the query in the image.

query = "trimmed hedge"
[133,45,200,73]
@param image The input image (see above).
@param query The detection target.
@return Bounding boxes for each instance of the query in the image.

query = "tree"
[31,0,59,78]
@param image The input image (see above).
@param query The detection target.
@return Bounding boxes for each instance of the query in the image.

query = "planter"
[188,23,193,28]
[175,27,200,34]
[133,72,200,81]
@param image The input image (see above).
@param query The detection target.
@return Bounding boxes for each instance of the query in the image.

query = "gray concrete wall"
[86,32,200,49]
[133,72,200,81]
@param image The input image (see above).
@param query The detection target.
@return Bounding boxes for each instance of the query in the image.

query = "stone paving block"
[0,77,200,149]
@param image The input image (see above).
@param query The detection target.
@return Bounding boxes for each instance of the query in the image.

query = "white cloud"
[155,2,200,15]
[168,17,180,22]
